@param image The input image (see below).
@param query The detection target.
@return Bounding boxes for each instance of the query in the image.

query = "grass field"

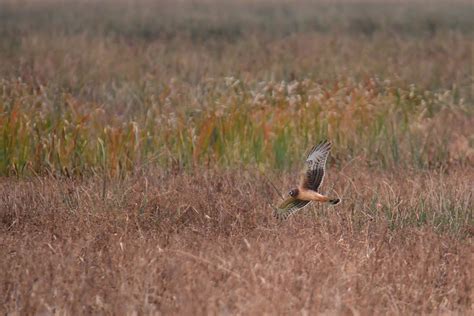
[0,0,473,314]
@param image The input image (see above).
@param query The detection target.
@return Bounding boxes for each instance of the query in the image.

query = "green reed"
[0,77,471,176]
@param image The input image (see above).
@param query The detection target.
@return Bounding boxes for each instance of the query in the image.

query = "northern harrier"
[273,140,340,220]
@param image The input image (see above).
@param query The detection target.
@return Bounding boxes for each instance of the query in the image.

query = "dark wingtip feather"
[321,139,332,148]
[316,139,332,152]
[273,209,288,220]
[306,139,332,161]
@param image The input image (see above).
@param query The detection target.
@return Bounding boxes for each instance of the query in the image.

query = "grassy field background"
[0,0,473,314]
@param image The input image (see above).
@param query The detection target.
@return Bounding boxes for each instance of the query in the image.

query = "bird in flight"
[273,140,340,220]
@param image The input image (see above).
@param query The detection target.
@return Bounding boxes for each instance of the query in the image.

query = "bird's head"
[288,188,299,198]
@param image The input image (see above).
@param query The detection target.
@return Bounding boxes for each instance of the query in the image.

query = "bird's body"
[273,140,340,220]
[293,189,331,202]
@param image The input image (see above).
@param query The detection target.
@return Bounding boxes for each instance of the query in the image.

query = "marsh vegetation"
[0,0,472,314]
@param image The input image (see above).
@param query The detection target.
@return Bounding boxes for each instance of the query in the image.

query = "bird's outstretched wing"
[300,140,332,192]
[273,197,310,220]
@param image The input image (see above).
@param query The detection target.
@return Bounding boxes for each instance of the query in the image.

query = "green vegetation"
[1,77,471,176]
[0,0,472,176]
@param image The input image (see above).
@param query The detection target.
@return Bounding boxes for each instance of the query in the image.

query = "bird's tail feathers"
[329,198,341,205]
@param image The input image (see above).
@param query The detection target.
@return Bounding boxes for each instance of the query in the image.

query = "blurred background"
[0,0,472,175]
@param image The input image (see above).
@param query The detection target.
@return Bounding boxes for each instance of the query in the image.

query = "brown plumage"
[273,140,340,220]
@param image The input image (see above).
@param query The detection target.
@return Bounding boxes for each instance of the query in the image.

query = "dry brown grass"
[1,0,473,314]
[1,166,472,314]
